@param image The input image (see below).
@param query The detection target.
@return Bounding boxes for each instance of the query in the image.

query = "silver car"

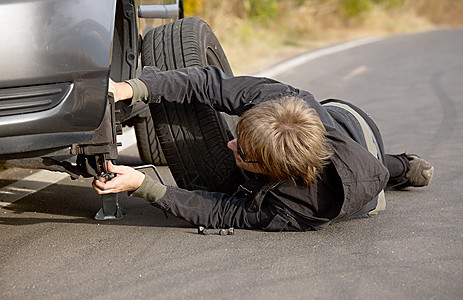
[0,0,244,203]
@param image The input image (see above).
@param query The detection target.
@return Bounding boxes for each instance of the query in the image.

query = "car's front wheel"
[141,17,244,194]
[133,112,167,166]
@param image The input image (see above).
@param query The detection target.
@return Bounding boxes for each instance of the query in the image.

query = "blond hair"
[237,96,332,186]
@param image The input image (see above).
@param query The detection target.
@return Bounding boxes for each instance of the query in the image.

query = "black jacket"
[139,66,389,230]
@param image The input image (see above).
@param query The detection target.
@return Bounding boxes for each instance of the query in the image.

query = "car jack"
[94,164,165,220]
[94,193,126,220]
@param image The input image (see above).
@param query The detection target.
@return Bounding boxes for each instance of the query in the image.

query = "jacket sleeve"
[138,66,327,118]
[148,185,263,229]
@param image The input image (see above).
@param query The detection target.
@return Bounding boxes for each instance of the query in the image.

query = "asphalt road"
[1,29,462,299]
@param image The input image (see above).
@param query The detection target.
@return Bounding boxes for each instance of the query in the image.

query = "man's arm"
[138,66,318,116]
[109,79,134,102]
[112,65,334,126]
[92,161,263,229]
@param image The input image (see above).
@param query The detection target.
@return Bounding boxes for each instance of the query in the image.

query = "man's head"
[228,96,331,186]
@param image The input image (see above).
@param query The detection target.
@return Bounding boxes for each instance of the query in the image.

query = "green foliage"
[245,0,279,22]
[339,0,372,17]
[338,0,406,18]
[372,0,405,7]
[238,22,254,42]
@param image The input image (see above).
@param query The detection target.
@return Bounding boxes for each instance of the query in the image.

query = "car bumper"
[0,76,109,156]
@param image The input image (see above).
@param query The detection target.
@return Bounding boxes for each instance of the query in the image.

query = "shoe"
[394,154,434,189]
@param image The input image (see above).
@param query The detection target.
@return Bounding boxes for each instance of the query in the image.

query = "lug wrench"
[133,164,168,218]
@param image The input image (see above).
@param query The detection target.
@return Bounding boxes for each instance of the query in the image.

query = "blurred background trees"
[147,0,463,73]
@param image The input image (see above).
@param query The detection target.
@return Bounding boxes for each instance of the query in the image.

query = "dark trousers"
[320,99,410,187]
[385,154,410,186]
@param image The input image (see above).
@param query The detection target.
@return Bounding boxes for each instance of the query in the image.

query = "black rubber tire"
[133,114,167,166]
[141,17,244,193]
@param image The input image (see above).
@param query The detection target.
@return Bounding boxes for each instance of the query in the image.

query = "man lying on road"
[92,66,434,231]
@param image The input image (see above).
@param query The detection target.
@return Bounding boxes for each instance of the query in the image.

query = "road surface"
[1,29,462,299]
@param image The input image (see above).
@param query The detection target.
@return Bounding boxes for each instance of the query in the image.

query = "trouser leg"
[384,154,410,187]
[321,99,387,215]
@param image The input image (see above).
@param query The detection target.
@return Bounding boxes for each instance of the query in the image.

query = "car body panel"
[0,0,116,87]
[0,0,117,155]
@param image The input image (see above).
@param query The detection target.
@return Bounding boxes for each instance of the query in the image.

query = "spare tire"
[141,17,244,194]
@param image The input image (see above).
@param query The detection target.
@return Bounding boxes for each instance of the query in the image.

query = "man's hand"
[108,79,134,102]
[92,161,145,194]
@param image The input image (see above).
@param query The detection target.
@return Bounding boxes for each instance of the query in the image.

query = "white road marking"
[255,36,383,78]
[343,65,367,81]
[0,170,68,207]
[0,37,383,206]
